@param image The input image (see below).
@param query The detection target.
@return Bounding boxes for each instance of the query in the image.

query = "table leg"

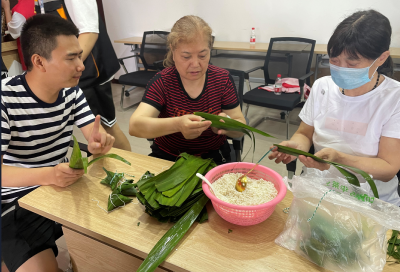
[62,226,169,272]
[314,54,322,81]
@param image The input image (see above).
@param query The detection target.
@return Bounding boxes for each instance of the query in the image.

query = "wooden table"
[115,37,400,81]
[1,40,19,69]
[19,148,398,272]
[114,37,400,58]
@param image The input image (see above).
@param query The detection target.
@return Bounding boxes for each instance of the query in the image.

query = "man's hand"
[211,112,229,135]
[268,141,299,164]
[298,148,338,171]
[178,115,211,139]
[51,163,84,187]
[88,115,115,154]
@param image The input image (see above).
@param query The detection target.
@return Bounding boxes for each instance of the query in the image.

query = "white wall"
[102,0,400,78]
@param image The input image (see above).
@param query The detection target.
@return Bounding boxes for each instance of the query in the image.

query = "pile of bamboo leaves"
[136,153,216,271]
[136,152,216,223]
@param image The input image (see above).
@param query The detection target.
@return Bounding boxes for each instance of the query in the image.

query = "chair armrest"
[118,54,140,74]
[244,66,263,79]
[118,54,139,61]
[153,60,165,71]
[298,71,314,96]
[232,137,243,150]
[298,71,314,81]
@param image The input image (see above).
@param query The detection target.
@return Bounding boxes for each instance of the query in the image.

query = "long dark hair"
[327,10,393,76]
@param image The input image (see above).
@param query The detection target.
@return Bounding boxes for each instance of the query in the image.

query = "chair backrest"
[140,31,170,71]
[263,37,316,86]
[225,68,245,110]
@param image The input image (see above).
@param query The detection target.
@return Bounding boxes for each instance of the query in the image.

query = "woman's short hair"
[21,14,79,71]
[164,15,213,67]
[327,10,393,76]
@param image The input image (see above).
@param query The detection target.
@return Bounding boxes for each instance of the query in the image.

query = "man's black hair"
[21,14,79,71]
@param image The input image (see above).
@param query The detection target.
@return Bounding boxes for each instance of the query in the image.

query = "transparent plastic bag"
[275,169,400,272]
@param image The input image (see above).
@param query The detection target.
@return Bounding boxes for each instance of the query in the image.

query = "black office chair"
[243,37,315,139]
[118,31,169,110]
[225,68,246,162]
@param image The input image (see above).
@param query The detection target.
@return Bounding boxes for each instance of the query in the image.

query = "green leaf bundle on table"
[136,153,216,272]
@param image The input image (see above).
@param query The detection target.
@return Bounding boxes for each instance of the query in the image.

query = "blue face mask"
[329,59,378,90]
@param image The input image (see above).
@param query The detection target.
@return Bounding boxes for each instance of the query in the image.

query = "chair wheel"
[125,91,130,97]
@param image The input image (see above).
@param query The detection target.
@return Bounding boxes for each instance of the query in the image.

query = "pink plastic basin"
[203,162,286,226]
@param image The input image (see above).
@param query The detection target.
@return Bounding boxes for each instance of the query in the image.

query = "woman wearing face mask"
[129,15,246,165]
[269,9,400,206]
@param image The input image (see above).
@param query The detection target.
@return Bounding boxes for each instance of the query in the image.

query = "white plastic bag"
[275,169,400,272]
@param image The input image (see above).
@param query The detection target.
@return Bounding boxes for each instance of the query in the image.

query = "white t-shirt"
[299,75,400,206]
[7,12,25,39]
[64,0,99,34]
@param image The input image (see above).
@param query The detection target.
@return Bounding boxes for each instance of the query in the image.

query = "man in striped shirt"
[1,14,115,272]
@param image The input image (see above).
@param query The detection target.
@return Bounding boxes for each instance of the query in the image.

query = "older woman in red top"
[129,15,246,164]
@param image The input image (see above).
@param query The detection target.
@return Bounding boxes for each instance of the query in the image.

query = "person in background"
[1,0,35,70]
[129,15,246,164]
[34,0,132,152]
[269,10,400,206]
[1,14,114,272]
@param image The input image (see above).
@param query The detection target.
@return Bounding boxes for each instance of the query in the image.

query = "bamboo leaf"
[194,112,274,138]
[155,155,207,192]
[69,135,84,169]
[331,162,379,199]
[146,189,161,210]
[100,167,115,186]
[119,182,137,196]
[69,135,131,171]
[273,144,325,163]
[273,144,379,198]
[161,158,211,197]
[107,193,132,211]
[175,160,211,207]
[81,157,88,173]
[100,168,124,190]
[137,195,209,272]
[161,176,192,197]
[331,164,360,187]
[87,153,131,167]
[388,230,399,262]
[137,157,186,190]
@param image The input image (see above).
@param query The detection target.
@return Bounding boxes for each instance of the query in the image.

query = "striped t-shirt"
[142,64,239,156]
[1,74,95,204]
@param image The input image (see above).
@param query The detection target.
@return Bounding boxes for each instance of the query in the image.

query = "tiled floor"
[57,82,305,271]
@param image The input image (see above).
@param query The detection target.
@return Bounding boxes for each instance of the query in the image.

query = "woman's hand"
[298,148,338,171]
[211,112,228,135]
[268,141,299,164]
[178,115,211,139]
